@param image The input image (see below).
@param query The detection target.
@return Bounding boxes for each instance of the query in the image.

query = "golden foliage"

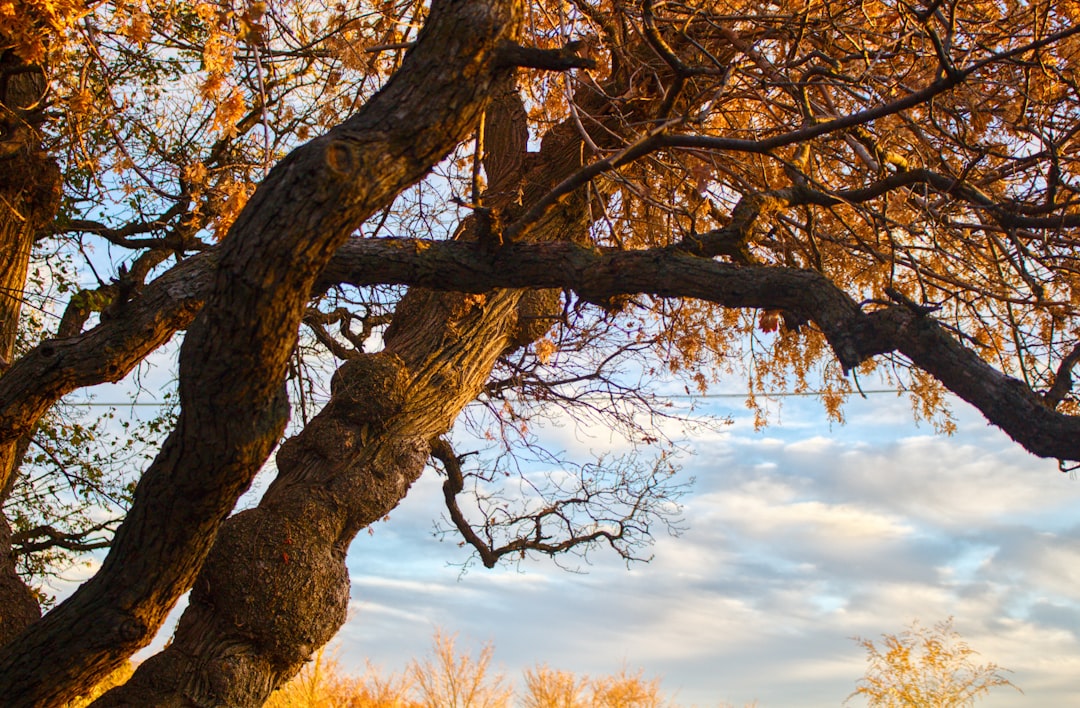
[586,666,667,708]
[265,648,416,708]
[266,636,698,708]
[261,632,765,708]
[522,663,674,708]
[522,665,588,708]
[0,0,86,64]
[266,633,512,708]
[534,337,557,365]
[265,632,516,708]
[848,618,1018,708]
[408,630,512,708]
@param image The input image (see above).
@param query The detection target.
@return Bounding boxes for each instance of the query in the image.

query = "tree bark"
[0,43,63,646]
[0,1,522,704]
[94,68,598,708]
[1,10,1078,702]
[0,514,37,647]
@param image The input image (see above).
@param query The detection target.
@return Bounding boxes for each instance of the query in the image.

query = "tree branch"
[11,520,117,556]
[1044,343,1080,410]
[5,232,1079,484]
[494,41,597,71]
[323,237,1080,462]
[431,438,680,569]
[5,227,1079,491]
[431,437,501,568]
[0,0,524,701]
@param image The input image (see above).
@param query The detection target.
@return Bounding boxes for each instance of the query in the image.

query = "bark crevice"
[0,0,523,703]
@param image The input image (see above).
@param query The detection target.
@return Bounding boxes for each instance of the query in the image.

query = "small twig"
[884,286,942,316]
[503,121,680,242]
[471,113,485,207]
[11,519,118,556]
[1044,343,1080,410]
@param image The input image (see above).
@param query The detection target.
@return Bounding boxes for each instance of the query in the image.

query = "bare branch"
[431,437,684,570]
[1044,343,1080,410]
[11,520,117,556]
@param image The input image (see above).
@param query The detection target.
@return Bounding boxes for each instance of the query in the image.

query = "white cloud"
[351,575,469,597]
[329,394,1080,706]
[1013,540,1080,599]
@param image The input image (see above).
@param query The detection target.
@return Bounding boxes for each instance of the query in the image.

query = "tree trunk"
[0,1,522,704]
[0,44,63,646]
[94,74,600,707]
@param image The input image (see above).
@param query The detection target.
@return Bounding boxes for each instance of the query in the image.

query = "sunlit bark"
[0,0,522,702]
[2,1,1080,705]
[0,37,62,647]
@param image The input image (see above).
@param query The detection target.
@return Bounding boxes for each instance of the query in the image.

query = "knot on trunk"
[327,352,410,424]
[187,504,349,677]
[508,288,561,349]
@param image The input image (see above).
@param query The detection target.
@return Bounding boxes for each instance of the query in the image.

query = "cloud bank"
[341,393,1080,707]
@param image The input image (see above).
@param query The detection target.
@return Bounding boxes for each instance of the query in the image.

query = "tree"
[260,633,676,707]
[523,665,589,708]
[848,618,1018,708]
[409,631,512,708]
[263,646,416,708]
[585,667,667,708]
[523,664,670,708]
[0,0,1079,704]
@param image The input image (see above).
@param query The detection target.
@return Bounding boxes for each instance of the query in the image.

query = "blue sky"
[50,378,1080,706]
[330,392,1080,706]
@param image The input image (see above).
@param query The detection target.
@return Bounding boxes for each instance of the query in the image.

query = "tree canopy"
[1,0,1079,704]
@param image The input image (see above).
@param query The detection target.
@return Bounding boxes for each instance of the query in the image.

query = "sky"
[329,392,1080,707]
[48,380,1080,706]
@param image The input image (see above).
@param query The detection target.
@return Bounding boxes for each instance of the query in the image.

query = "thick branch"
[5,230,1078,476]
[4,230,1078,485]
[4,162,1065,459]
[0,0,523,702]
[322,237,1080,462]
[494,41,596,70]
[10,521,116,556]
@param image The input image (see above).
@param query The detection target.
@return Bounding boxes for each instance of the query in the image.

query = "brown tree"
[1,0,1080,705]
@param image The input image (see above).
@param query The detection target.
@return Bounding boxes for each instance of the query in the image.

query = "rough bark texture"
[1,7,1078,705]
[0,517,37,645]
[0,42,63,647]
[93,66,591,708]
[98,28,1080,703]
[323,239,1080,461]
[0,0,522,704]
